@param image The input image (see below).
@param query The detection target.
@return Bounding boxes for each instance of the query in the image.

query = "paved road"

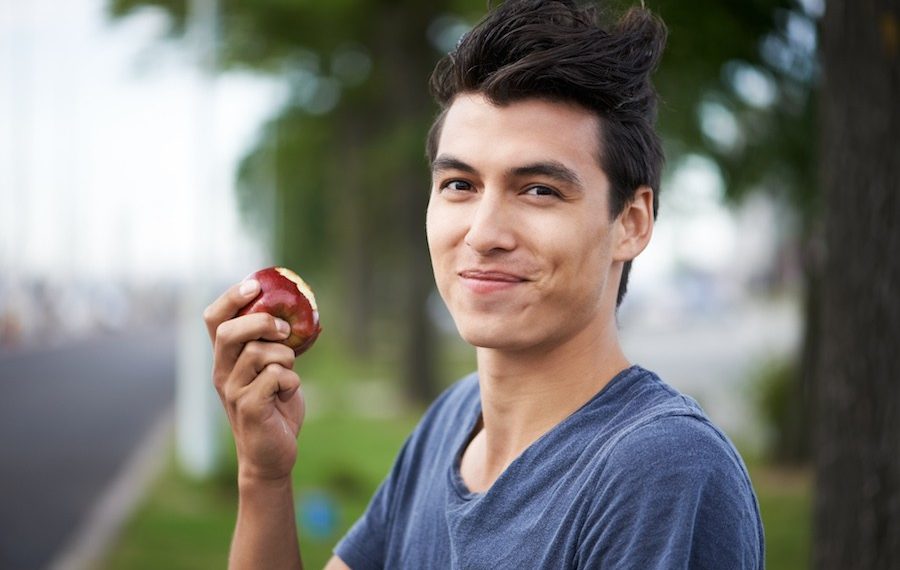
[0,327,176,570]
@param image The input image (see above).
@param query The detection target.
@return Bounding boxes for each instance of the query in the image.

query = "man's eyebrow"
[509,161,583,188]
[431,155,584,190]
[431,155,477,174]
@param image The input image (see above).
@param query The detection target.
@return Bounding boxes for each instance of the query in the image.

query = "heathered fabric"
[334,365,764,569]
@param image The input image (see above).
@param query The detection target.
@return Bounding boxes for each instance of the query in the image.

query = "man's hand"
[204,278,307,569]
[203,278,305,482]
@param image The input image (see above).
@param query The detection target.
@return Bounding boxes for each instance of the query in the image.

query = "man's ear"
[613,186,654,262]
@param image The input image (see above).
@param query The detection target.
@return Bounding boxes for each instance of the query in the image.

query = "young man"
[203,1,765,568]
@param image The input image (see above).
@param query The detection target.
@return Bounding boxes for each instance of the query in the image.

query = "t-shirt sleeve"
[577,414,764,570]
[332,436,412,570]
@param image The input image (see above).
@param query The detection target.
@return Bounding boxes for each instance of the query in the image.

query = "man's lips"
[458,269,528,282]
[458,269,528,293]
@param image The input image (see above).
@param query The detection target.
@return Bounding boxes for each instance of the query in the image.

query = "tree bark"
[336,110,374,358]
[375,3,440,404]
[815,1,900,568]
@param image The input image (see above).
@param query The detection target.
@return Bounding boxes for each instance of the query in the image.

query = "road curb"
[47,405,174,570]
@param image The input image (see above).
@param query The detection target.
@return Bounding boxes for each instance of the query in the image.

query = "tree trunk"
[787,240,820,464]
[336,110,374,357]
[814,1,900,568]
[374,3,440,405]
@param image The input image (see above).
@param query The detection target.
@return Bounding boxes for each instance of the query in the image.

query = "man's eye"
[524,185,558,197]
[442,180,473,192]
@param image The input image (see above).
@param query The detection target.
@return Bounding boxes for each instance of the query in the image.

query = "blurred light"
[305,77,341,115]
[785,11,817,55]
[289,68,320,105]
[665,154,726,211]
[678,209,738,273]
[296,490,338,541]
[332,44,372,87]
[759,34,792,74]
[287,65,341,115]
[759,10,818,84]
[698,100,744,154]
[286,49,322,75]
[724,61,778,109]
[797,0,825,18]
[656,154,736,273]
[428,15,471,54]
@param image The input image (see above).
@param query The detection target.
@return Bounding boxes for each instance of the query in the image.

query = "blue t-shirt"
[334,365,764,569]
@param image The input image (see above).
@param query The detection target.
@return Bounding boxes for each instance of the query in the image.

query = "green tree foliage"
[640,0,818,215]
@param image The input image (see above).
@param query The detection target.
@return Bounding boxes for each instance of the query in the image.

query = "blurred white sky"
[0,0,782,295]
[0,0,280,283]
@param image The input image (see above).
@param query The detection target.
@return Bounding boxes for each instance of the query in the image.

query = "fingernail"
[275,318,290,336]
[239,279,259,296]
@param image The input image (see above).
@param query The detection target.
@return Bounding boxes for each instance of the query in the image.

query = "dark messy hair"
[426,0,666,307]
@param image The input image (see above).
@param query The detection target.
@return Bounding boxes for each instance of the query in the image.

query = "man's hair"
[426,0,667,307]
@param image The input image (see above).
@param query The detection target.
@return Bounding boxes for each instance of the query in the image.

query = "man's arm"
[204,280,309,570]
[231,474,354,570]
[231,476,302,569]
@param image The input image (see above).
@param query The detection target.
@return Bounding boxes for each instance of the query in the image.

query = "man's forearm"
[230,475,303,570]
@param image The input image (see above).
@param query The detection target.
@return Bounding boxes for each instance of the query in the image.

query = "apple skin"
[236,266,322,355]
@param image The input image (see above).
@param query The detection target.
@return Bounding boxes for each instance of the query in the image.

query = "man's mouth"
[459,269,527,282]
[458,269,529,293]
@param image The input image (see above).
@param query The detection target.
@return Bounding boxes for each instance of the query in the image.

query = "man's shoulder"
[577,375,765,569]
[581,366,752,487]
[607,411,745,474]
[603,371,738,461]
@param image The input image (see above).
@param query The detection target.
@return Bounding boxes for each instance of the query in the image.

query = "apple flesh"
[237,266,322,355]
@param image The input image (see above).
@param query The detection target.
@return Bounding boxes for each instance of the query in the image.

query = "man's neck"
[463,316,629,492]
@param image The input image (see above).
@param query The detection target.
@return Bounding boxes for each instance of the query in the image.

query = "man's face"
[426,93,624,352]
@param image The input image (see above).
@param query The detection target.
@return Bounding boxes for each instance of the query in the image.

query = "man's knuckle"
[234,392,253,415]
[221,383,238,406]
[278,343,296,360]
[215,320,233,341]
[246,341,267,361]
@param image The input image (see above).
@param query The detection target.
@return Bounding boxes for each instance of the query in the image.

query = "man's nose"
[464,190,517,255]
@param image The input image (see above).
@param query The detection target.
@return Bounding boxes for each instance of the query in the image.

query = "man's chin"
[459,329,529,351]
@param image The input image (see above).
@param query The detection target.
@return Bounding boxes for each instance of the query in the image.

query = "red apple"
[237,266,322,355]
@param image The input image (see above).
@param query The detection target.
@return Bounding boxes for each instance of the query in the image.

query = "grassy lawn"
[97,452,236,570]
[750,464,812,570]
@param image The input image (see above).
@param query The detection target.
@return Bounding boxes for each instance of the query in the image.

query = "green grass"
[98,450,236,569]
[291,412,420,567]
[751,465,812,570]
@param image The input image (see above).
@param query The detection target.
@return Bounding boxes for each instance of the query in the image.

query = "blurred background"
[0,0,848,568]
